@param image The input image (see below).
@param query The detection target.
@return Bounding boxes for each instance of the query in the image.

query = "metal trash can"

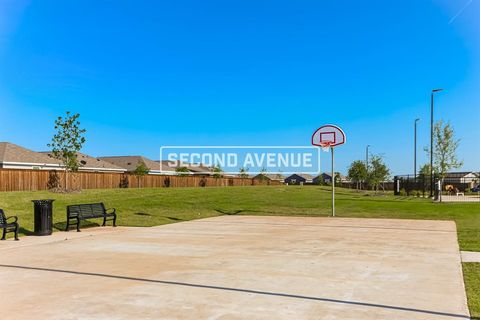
[32,199,55,236]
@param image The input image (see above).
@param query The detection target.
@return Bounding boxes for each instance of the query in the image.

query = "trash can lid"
[31,199,55,203]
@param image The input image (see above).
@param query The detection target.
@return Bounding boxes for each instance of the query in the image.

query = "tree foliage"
[175,166,190,177]
[212,165,223,178]
[347,160,368,190]
[367,155,390,192]
[48,111,86,172]
[425,120,463,179]
[238,167,249,178]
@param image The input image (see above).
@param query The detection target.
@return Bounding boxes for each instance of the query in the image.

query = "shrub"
[399,188,407,196]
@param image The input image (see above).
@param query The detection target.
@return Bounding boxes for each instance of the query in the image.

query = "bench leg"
[76,218,81,232]
[14,223,19,241]
[113,214,117,227]
[102,216,106,227]
[1,227,5,240]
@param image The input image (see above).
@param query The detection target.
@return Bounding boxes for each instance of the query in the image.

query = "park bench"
[66,203,117,232]
[0,209,19,240]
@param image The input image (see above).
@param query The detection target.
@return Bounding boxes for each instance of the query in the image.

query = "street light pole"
[414,118,420,182]
[366,145,370,169]
[430,88,443,197]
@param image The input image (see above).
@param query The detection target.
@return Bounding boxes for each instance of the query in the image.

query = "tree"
[424,120,463,180]
[212,165,223,179]
[133,162,149,187]
[175,166,190,177]
[334,172,342,184]
[48,111,86,191]
[347,160,368,190]
[238,167,249,178]
[419,163,431,176]
[367,155,390,192]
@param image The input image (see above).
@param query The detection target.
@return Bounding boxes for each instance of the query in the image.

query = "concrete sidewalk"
[0,216,470,319]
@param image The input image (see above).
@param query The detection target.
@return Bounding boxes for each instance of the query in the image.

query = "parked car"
[471,185,480,192]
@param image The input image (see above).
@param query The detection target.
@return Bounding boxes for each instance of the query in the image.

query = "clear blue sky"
[0,0,479,174]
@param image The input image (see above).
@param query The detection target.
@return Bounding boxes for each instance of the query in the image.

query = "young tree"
[425,120,463,179]
[367,155,390,192]
[175,166,190,177]
[212,165,223,179]
[48,111,86,191]
[133,162,149,187]
[347,160,368,190]
[238,167,249,178]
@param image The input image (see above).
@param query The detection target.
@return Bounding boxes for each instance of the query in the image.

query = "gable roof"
[41,152,126,171]
[286,173,314,180]
[99,156,168,172]
[0,142,62,166]
[156,160,213,174]
[253,173,284,181]
[444,172,477,179]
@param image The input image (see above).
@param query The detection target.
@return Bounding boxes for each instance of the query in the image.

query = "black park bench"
[0,209,19,240]
[66,203,117,232]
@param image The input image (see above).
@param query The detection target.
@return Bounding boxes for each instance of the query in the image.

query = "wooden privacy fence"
[0,169,279,192]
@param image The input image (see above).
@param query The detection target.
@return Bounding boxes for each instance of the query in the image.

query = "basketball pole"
[331,146,335,217]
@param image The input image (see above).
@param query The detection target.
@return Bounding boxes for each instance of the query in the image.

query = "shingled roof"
[99,156,174,173]
[41,152,126,172]
[0,142,62,167]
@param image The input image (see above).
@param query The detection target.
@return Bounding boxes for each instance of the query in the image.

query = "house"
[285,173,314,185]
[252,173,284,182]
[313,173,332,184]
[444,172,479,187]
[0,142,62,170]
[158,160,214,176]
[99,156,175,175]
[41,152,126,173]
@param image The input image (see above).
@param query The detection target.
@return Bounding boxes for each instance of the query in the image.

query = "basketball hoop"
[311,124,346,218]
[319,142,332,153]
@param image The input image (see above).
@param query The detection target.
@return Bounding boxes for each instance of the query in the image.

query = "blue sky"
[0,0,478,174]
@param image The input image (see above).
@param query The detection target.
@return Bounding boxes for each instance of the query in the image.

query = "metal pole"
[430,93,434,197]
[366,145,370,169]
[331,147,335,217]
[414,119,419,183]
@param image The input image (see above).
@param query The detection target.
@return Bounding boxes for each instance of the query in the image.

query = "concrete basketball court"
[0,216,470,319]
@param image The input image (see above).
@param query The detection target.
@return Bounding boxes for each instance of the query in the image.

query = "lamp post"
[366,145,370,170]
[430,88,443,197]
[414,118,420,182]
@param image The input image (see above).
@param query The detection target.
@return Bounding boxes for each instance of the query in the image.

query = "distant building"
[444,172,479,187]
[0,142,62,170]
[313,173,332,184]
[285,173,314,185]
[252,173,284,182]
[99,156,174,175]
[42,152,126,173]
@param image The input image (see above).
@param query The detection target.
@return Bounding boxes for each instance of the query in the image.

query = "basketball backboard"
[311,124,346,147]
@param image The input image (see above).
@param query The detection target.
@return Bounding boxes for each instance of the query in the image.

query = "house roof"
[0,142,62,166]
[253,173,284,181]
[41,152,126,171]
[286,173,314,180]
[99,156,169,172]
[156,160,213,173]
[314,173,333,179]
[444,172,477,178]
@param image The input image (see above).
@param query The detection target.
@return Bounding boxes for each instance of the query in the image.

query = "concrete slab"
[461,251,480,262]
[0,216,469,319]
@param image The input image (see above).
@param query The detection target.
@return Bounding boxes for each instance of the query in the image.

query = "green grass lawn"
[1,185,478,250]
[1,185,478,316]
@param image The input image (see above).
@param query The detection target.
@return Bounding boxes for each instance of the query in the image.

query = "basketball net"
[320,142,332,152]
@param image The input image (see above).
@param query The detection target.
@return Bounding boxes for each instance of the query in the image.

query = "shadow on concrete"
[53,221,100,231]
[0,264,469,319]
